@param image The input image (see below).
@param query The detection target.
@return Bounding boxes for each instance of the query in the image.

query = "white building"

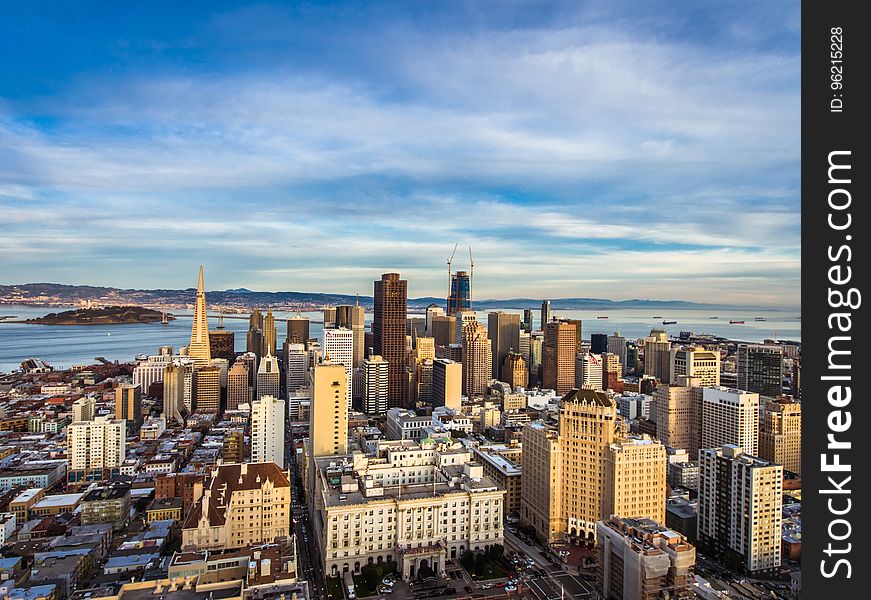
[701,387,760,456]
[576,352,603,390]
[617,393,653,421]
[251,394,286,467]
[72,396,96,422]
[67,416,126,481]
[323,327,354,408]
[285,343,307,395]
[132,353,174,395]
[670,347,720,387]
[362,355,389,415]
[256,353,281,401]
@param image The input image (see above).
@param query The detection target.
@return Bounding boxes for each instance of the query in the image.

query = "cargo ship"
[662,320,677,325]
[729,320,745,324]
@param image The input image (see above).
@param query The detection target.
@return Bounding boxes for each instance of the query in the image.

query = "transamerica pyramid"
[188,265,211,367]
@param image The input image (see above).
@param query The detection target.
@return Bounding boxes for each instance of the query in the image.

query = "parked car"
[464,586,473,593]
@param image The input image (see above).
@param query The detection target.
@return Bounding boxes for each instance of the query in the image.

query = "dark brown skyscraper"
[209,329,235,361]
[286,316,310,345]
[373,273,407,407]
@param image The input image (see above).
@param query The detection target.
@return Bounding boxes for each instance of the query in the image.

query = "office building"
[163,360,189,424]
[262,309,277,357]
[181,462,291,551]
[601,352,622,391]
[455,310,479,345]
[286,316,310,345]
[540,300,551,328]
[132,353,173,396]
[227,359,250,410]
[643,330,671,383]
[590,333,608,355]
[607,332,628,375]
[670,346,720,387]
[72,396,96,423]
[115,383,142,429]
[362,355,389,415]
[193,366,221,413]
[502,351,528,389]
[336,304,366,368]
[488,311,521,381]
[67,416,126,482]
[737,344,784,398]
[309,362,349,457]
[255,352,281,402]
[597,517,696,600]
[759,399,802,475]
[431,315,457,348]
[542,321,576,395]
[425,304,445,335]
[447,270,471,315]
[323,327,354,408]
[432,358,462,410]
[373,273,407,408]
[522,308,534,333]
[576,352,603,391]
[251,395,285,467]
[462,321,492,397]
[285,343,307,395]
[698,445,783,574]
[188,266,212,368]
[701,387,760,456]
[654,380,702,455]
[209,328,235,361]
[602,437,667,526]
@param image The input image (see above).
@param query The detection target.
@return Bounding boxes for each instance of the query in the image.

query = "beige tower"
[670,346,720,387]
[759,399,802,475]
[227,360,250,410]
[643,330,671,383]
[115,383,142,429]
[502,351,528,389]
[193,366,221,413]
[462,321,492,397]
[309,362,349,457]
[603,437,667,524]
[188,265,211,367]
[654,380,701,455]
[520,423,563,542]
[542,321,576,395]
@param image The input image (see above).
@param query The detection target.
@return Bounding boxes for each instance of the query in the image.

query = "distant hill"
[0,282,759,311]
[24,305,170,325]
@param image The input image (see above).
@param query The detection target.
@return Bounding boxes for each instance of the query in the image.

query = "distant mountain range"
[0,282,776,311]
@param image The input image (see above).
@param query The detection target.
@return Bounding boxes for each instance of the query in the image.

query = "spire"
[197,264,204,293]
[189,265,211,367]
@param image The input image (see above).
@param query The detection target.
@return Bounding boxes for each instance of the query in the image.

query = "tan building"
[193,366,221,413]
[643,330,671,383]
[309,362,349,458]
[432,359,462,410]
[431,315,457,349]
[72,396,96,423]
[541,321,576,395]
[311,439,505,580]
[182,462,292,551]
[188,265,212,368]
[669,346,720,387]
[602,437,667,526]
[9,488,44,523]
[654,379,702,455]
[67,416,126,481]
[759,399,801,475]
[701,387,759,456]
[597,517,696,600]
[520,422,563,542]
[502,352,528,390]
[227,360,250,410]
[373,273,408,408]
[115,383,142,429]
[462,321,492,397]
[473,444,522,519]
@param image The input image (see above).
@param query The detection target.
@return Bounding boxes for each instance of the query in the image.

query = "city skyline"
[0,1,799,305]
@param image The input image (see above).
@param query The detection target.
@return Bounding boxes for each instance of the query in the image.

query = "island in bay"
[24,306,174,325]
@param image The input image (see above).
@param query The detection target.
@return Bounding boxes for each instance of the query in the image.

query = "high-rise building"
[447,270,471,315]
[701,387,760,456]
[597,517,696,600]
[181,462,291,550]
[698,445,783,574]
[654,379,702,455]
[227,360,250,410]
[256,353,281,402]
[323,307,337,329]
[542,321,576,395]
[521,389,666,544]
[286,316,310,345]
[518,330,530,370]
[309,362,349,457]
[590,333,608,355]
[432,358,462,410]
[209,328,235,361]
[431,315,456,348]
[336,304,366,368]
[487,311,521,381]
[759,399,802,475]
[606,332,628,375]
[163,360,189,424]
[462,321,492,397]
[737,344,784,398]
[601,353,622,391]
[115,383,142,429]
[188,266,211,367]
[72,396,96,423]
[250,394,285,467]
[263,309,277,357]
[193,366,221,413]
[67,416,126,482]
[502,352,528,389]
[132,353,173,397]
[522,308,534,333]
[285,343,307,395]
[323,327,354,408]
[455,310,478,345]
[670,346,720,387]
[540,300,551,328]
[643,330,671,383]
[373,273,407,408]
[362,355,389,415]
[425,304,445,335]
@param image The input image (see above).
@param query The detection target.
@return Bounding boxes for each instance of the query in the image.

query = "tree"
[460,551,476,571]
[362,564,381,589]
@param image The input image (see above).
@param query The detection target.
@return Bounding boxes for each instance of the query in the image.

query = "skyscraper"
[188,266,211,367]
[446,270,471,315]
[263,309,277,357]
[431,315,456,348]
[698,445,783,574]
[522,309,533,333]
[193,366,221,413]
[701,387,760,456]
[462,321,492,397]
[227,359,250,410]
[425,304,445,335]
[759,399,802,475]
[502,351,528,389]
[67,416,126,482]
[209,328,235,361]
[163,360,188,424]
[432,358,462,409]
[309,362,349,457]
[256,353,281,401]
[737,344,784,398]
[576,352,603,390]
[286,316,310,345]
[607,331,628,375]
[670,346,720,387]
[540,300,551,328]
[643,330,671,383]
[336,304,366,368]
[285,343,307,396]
[72,396,96,423]
[373,273,407,408]
[654,380,702,455]
[362,355,389,415]
[542,320,576,395]
[488,311,521,381]
[590,333,608,355]
[250,394,285,467]
[115,383,142,429]
[323,327,354,408]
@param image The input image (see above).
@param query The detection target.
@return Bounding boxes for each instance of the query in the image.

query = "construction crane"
[468,245,475,311]
[447,242,459,310]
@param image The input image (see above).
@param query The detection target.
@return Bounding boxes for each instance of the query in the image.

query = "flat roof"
[32,493,85,508]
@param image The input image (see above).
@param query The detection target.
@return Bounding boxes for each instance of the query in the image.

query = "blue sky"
[0,1,800,306]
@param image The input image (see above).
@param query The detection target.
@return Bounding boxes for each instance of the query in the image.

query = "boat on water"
[597,316,608,319]
[754,316,766,321]
[662,320,677,325]
[652,316,662,319]
[729,320,745,324]
[709,316,718,319]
